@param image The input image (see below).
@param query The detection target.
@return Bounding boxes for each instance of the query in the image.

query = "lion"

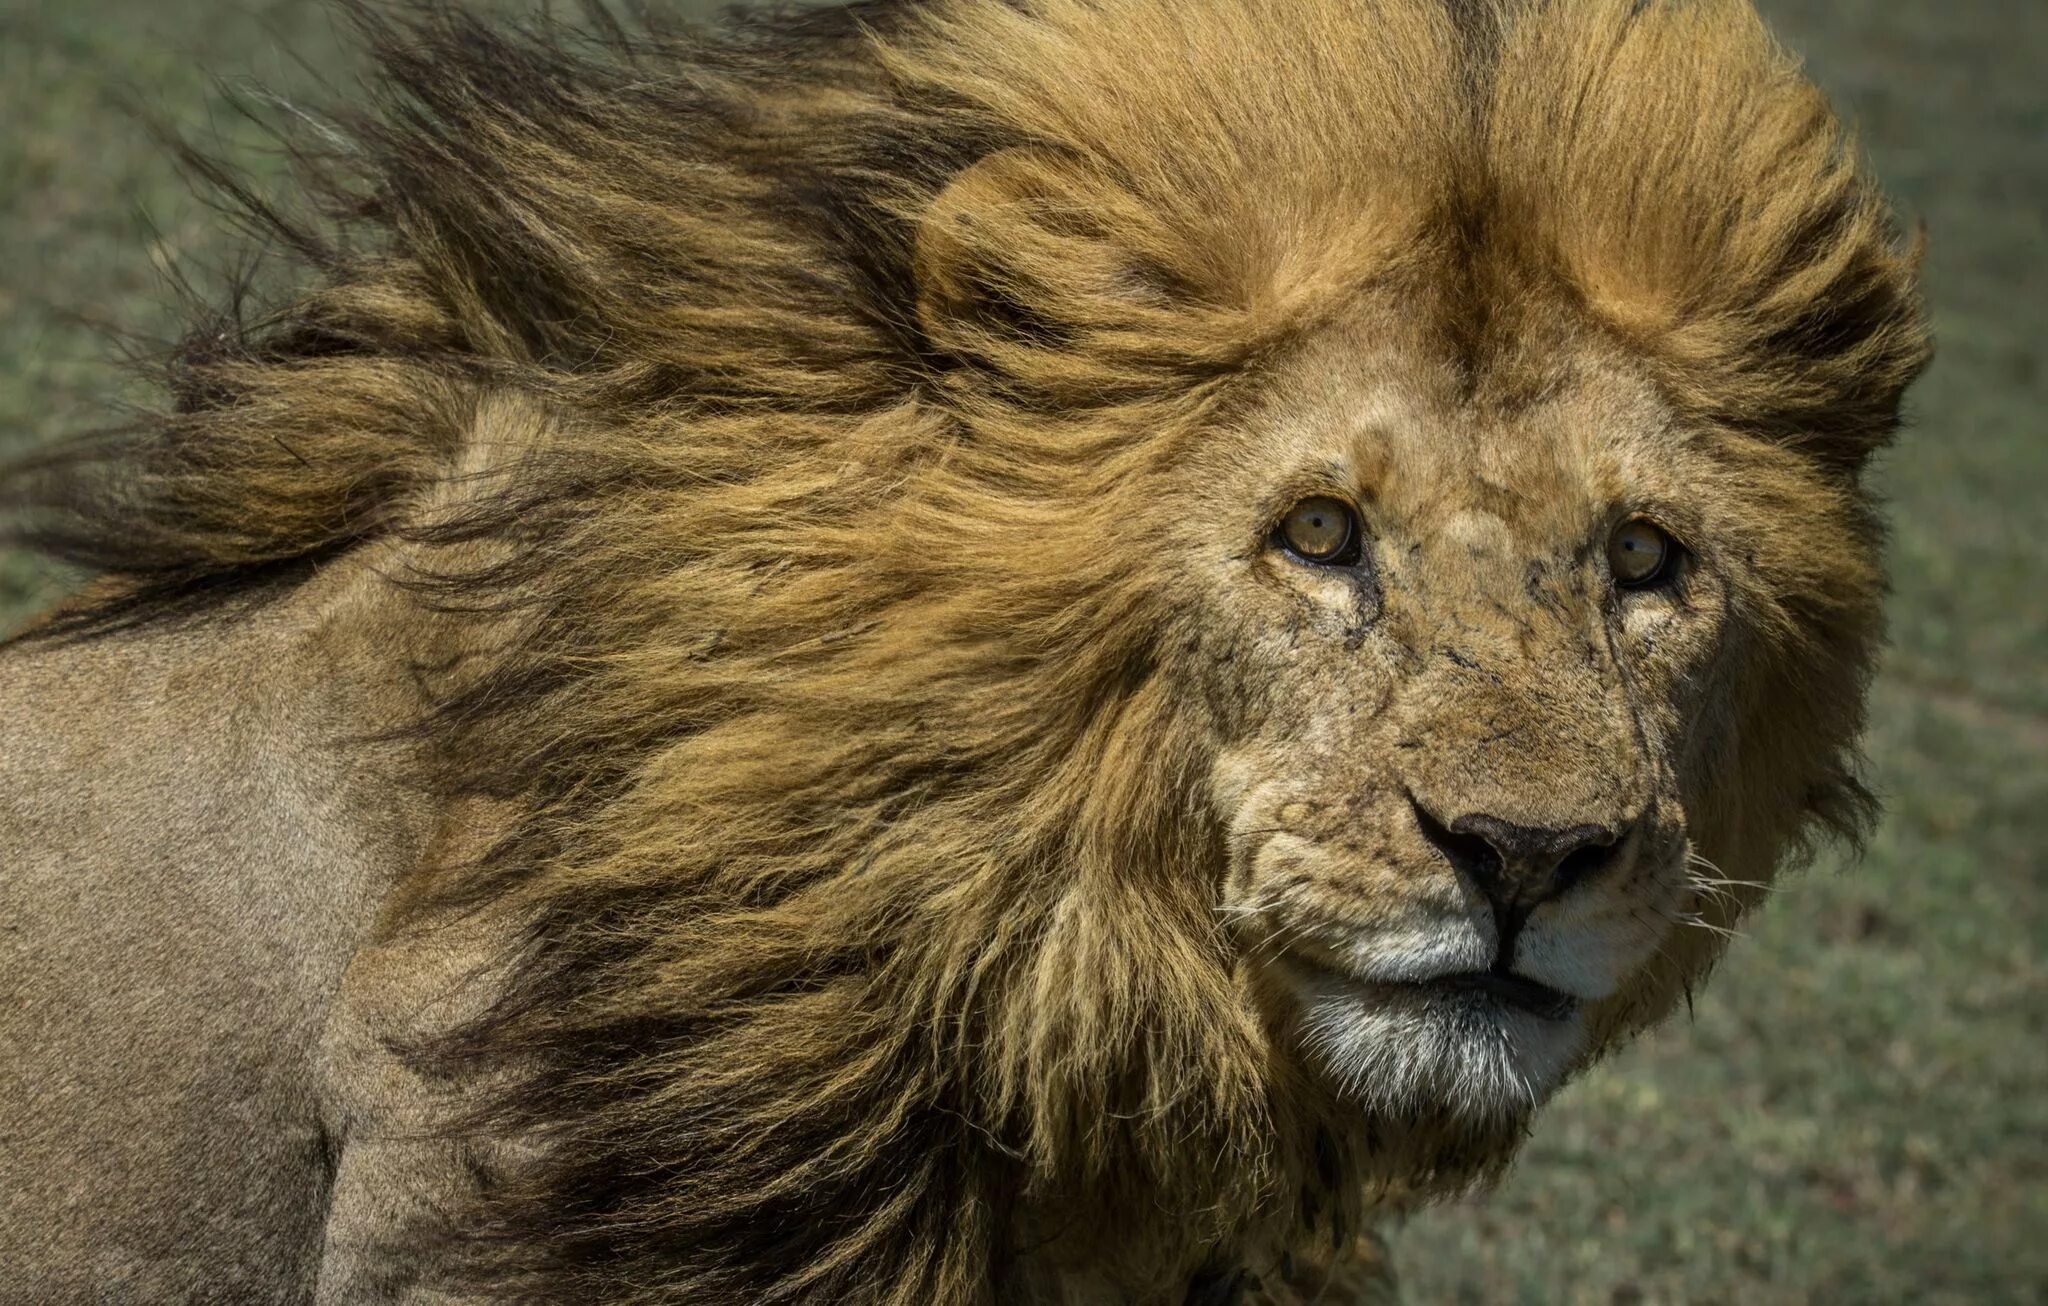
[0,0,1928,1301]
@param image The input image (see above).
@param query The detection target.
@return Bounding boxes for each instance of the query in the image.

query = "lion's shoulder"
[0,549,450,1296]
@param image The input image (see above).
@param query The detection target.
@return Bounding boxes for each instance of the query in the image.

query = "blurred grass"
[0,1,2041,1301]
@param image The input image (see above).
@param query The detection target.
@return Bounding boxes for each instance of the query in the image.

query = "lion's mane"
[8,1,1927,1299]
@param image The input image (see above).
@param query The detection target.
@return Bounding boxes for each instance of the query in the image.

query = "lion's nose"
[1410,797,1625,925]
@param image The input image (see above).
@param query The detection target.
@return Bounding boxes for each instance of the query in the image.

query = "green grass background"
[1,1,2040,1300]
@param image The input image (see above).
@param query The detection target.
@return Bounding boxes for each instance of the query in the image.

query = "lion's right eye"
[1277,496,1361,565]
[1608,516,1677,588]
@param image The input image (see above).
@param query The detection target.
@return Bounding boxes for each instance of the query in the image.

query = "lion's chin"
[1281,958,1593,1121]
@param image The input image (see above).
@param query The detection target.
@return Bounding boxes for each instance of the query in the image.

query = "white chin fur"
[1289,970,1590,1119]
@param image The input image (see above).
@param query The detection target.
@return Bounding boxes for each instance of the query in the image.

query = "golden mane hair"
[7,0,1927,1299]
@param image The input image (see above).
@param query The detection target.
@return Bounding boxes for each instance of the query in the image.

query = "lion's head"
[14,0,1927,1299]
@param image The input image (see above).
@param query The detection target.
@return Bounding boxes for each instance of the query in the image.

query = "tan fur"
[1,1,1926,1302]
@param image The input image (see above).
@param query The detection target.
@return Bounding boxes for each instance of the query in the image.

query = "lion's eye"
[1278,496,1360,564]
[1608,517,1675,588]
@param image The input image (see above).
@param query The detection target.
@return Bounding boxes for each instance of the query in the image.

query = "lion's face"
[1165,308,1781,1125]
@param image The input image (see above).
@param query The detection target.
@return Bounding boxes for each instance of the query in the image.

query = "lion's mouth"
[1423,970,1579,1020]
[1280,952,1580,1022]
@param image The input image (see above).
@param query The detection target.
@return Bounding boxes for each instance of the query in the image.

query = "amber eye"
[1277,496,1360,564]
[1608,517,1676,588]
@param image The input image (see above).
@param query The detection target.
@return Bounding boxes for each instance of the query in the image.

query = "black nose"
[1411,798,1624,925]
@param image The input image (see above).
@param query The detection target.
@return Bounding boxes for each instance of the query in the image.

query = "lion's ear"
[912,148,1188,372]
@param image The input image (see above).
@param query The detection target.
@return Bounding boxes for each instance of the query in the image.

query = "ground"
[1,1,2040,1300]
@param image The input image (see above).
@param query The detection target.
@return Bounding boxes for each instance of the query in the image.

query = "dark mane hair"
[2,1,1927,1299]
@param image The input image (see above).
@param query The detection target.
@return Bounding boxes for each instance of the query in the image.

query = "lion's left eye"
[1277,496,1361,565]
[1608,517,1676,588]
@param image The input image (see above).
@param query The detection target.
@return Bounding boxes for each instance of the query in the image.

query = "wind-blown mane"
[4,1,1927,1299]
